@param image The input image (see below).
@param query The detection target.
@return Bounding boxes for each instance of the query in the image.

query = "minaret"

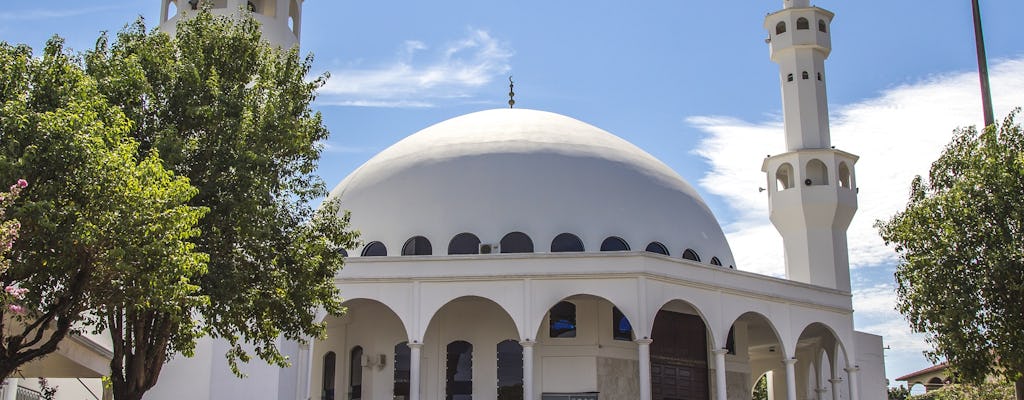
[158,0,304,49]
[761,0,858,292]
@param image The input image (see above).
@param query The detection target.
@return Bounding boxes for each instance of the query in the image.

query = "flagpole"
[971,0,995,127]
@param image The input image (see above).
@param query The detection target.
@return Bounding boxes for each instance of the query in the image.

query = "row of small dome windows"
[775,18,828,35]
[355,232,730,268]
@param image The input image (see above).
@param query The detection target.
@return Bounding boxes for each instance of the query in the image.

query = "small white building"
[145,1,887,399]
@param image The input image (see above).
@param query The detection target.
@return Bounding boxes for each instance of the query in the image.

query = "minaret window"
[787,74,794,82]
[550,233,584,252]
[682,249,701,262]
[500,232,534,253]
[775,21,787,35]
[710,257,722,266]
[600,236,630,251]
[802,71,809,80]
[361,241,387,256]
[818,19,828,32]
[402,236,432,256]
[776,163,795,190]
[817,72,823,81]
[448,232,481,255]
[797,17,810,30]
[806,159,829,186]
[838,162,852,188]
[645,242,670,255]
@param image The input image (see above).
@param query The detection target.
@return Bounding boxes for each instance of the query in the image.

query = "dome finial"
[508,75,516,108]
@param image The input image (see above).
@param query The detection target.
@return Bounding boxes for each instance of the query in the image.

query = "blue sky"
[4,0,1024,391]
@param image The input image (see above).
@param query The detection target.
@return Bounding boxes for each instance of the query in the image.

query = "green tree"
[0,38,206,380]
[890,385,911,400]
[752,374,768,400]
[85,10,357,400]
[877,110,1024,400]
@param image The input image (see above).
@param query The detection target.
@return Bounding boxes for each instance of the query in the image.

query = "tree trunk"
[1015,376,1024,400]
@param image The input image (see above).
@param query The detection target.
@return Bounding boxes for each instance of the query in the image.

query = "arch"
[776,162,795,190]
[909,382,927,395]
[838,162,851,188]
[348,346,363,400]
[645,241,670,255]
[600,236,630,251]
[500,232,534,253]
[361,241,387,256]
[334,297,411,342]
[533,293,640,344]
[550,233,584,252]
[802,71,809,80]
[393,342,411,398]
[650,300,713,399]
[288,0,302,37]
[446,341,473,399]
[805,159,829,186]
[775,21,787,35]
[727,311,787,359]
[818,19,827,32]
[448,232,481,255]
[710,257,722,266]
[797,17,810,30]
[682,248,701,262]
[402,236,432,256]
[496,340,524,399]
[166,0,178,21]
[322,351,337,400]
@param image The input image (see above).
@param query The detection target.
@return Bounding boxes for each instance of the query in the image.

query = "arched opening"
[926,377,945,391]
[802,71,809,80]
[322,351,336,400]
[910,382,927,395]
[838,162,851,188]
[818,19,827,32]
[446,341,473,400]
[817,72,823,81]
[797,17,810,30]
[600,236,630,251]
[361,241,387,256]
[728,312,786,399]
[787,73,794,82]
[776,21,787,35]
[682,248,701,262]
[348,346,363,400]
[402,236,432,256]
[314,299,408,400]
[548,301,577,338]
[776,162,795,190]
[288,0,301,36]
[805,159,828,186]
[448,232,481,255]
[710,257,722,266]
[550,233,584,252]
[167,0,178,20]
[645,241,670,255]
[612,306,633,341]
[796,323,847,400]
[650,300,712,399]
[393,342,411,399]
[500,232,534,253]
[496,340,523,400]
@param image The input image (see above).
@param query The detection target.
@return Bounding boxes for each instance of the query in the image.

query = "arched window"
[549,301,577,338]
[838,162,852,188]
[167,0,178,20]
[247,1,257,12]
[682,249,701,262]
[550,233,584,252]
[402,236,432,256]
[797,17,810,30]
[612,307,633,341]
[349,346,363,400]
[496,340,523,400]
[394,342,411,398]
[776,162,795,190]
[338,248,348,257]
[645,242,670,255]
[500,232,534,253]
[710,257,722,266]
[817,72,823,81]
[446,341,473,400]
[802,71,809,80]
[786,73,794,82]
[806,159,828,186]
[361,241,387,257]
[775,21,787,35]
[818,19,827,32]
[600,236,630,251]
[448,233,481,255]
[322,351,336,400]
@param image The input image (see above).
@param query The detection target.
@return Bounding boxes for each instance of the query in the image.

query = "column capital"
[844,366,860,373]
[712,348,729,356]
[828,378,843,384]
[519,339,536,348]
[635,338,654,345]
[782,358,798,366]
[408,341,424,349]
[815,388,829,394]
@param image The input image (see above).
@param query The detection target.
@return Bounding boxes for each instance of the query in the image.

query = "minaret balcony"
[764,7,833,59]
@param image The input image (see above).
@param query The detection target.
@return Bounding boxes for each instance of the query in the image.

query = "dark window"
[394,342,411,398]
[612,307,633,341]
[247,1,256,12]
[500,232,534,253]
[818,19,827,32]
[446,341,473,400]
[600,236,630,251]
[448,233,481,255]
[645,242,670,255]
[338,248,348,257]
[726,327,736,355]
[361,241,387,257]
[682,249,701,262]
[550,233,584,252]
[775,21,786,35]
[549,301,577,338]
[817,72,823,81]
[710,257,722,266]
[402,236,432,256]
[349,346,363,400]
[802,71,809,80]
[797,17,809,30]
[786,73,793,82]
[496,340,524,400]
[322,351,336,400]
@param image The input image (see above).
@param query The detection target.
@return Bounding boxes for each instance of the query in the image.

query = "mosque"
[6,0,887,399]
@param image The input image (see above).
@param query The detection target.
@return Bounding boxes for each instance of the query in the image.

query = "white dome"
[330,108,735,266]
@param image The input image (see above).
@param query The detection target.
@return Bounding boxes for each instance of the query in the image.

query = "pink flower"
[7,304,24,315]
[16,179,27,189]
[4,285,27,300]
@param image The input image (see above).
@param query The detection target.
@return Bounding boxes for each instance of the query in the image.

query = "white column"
[845,367,860,400]
[815,387,828,400]
[637,338,653,400]
[828,378,843,400]
[783,358,798,400]
[713,349,728,400]
[3,378,20,400]
[522,340,535,400]
[409,342,423,400]
[297,338,313,400]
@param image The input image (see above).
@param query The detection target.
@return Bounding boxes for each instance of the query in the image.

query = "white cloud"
[319,29,513,108]
[0,5,124,21]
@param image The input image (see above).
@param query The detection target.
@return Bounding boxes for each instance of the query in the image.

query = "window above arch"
[682,249,701,262]
[775,21,787,35]
[802,71,809,80]
[600,236,630,252]
[402,236,432,256]
[550,233,584,252]
[448,232,481,255]
[797,17,810,30]
[361,241,387,257]
[501,232,534,253]
[645,242,670,256]
[549,301,577,338]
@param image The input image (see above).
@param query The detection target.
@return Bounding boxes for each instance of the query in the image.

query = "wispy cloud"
[318,29,513,108]
[0,5,125,21]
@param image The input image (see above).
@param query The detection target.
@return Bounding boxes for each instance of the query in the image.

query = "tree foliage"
[84,9,357,399]
[908,383,1014,400]
[890,385,911,400]
[877,110,1024,395]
